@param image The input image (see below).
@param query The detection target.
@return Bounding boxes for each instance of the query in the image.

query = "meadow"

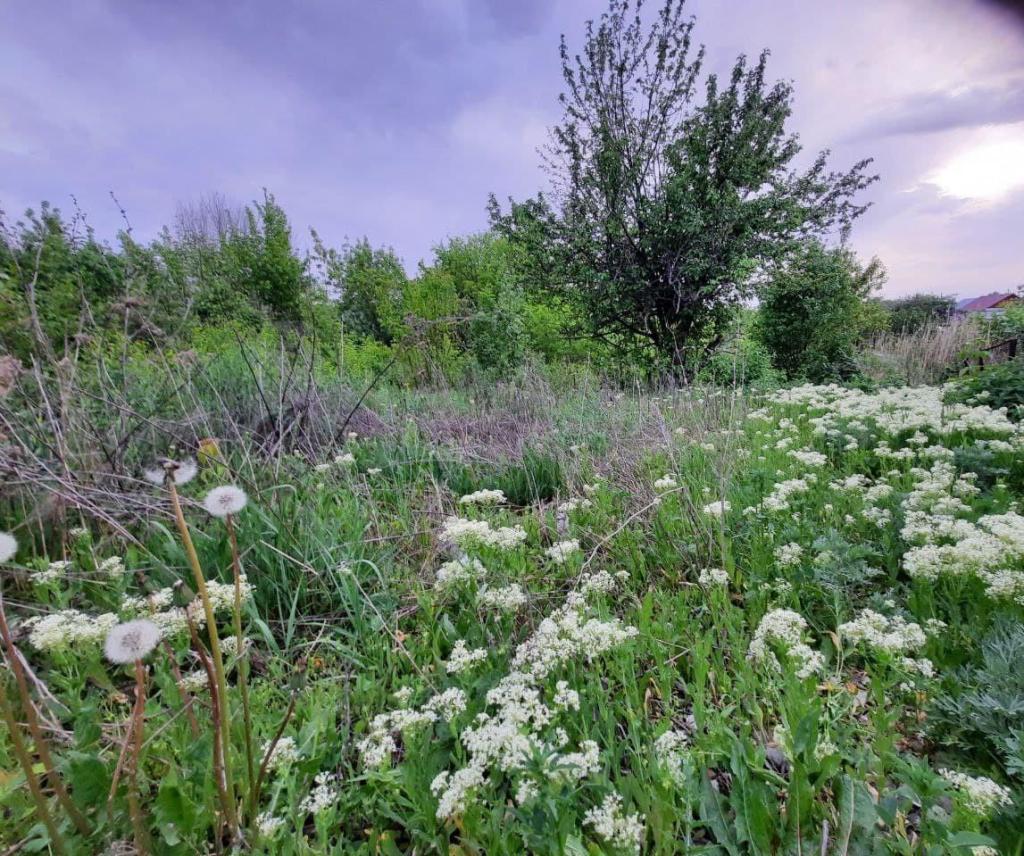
[1,350,1023,855]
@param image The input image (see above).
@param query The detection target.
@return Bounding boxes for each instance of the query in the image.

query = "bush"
[756,241,887,382]
[947,359,1024,419]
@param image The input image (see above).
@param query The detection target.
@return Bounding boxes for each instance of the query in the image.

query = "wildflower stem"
[0,594,91,837]
[252,689,298,811]
[128,659,151,856]
[225,513,256,815]
[166,477,238,836]
[0,674,67,855]
[188,615,234,832]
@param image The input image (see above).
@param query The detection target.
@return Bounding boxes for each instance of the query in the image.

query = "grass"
[1,353,1023,854]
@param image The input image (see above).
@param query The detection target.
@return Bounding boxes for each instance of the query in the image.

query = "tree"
[223,191,309,322]
[327,239,408,345]
[885,293,954,334]
[755,240,886,381]
[489,0,877,372]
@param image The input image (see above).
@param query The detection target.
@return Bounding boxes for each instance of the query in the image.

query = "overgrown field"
[2,373,1024,854]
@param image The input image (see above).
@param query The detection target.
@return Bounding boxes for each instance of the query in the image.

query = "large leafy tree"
[489,0,877,371]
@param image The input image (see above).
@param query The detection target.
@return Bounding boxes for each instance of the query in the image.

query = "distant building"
[954,292,1020,317]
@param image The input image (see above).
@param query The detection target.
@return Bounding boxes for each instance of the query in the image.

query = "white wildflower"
[545,539,581,564]
[299,772,339,814]
[698,567,729,587]
[446,640,488,674]
[459,488,506,506]
[584,793,645,854]
[263,736,300,771]
[939,769,1013,816]
[478,583,527,611]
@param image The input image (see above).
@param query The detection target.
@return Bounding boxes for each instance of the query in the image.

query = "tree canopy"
[490,0,877,372]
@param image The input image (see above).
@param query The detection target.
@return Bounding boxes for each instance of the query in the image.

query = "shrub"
[755,240,887,382]
[947,360,1024,419]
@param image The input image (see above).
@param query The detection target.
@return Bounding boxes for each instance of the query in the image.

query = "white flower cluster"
[441,517,528,550]
[459,488,506,506]
[33,559,71,585]
[446,639,488,674]
[902,508,1024,601]
[580,569,628,595]
[544,539,580,564]
[698,567,729,587]
[428,590,638,821]
[583,793,645,854]
[838,610,926,654]
[760,476,814,513]
[938,769,1013,816]
[435,556,487,589]
[702,500,730,517]
[255,812,284,837]
[263,736,300,771]
[653,475,678,491]
[771,385,1017,439]
[25,609,120,653]
[653,729,690,786]
[774,543,804,567]
[357,688,467,768]
[430,767,485,820]
[748,608,824,679]
[789,448,827,468]
[557,497,593,514]
[298,772,340,814]
[204,575,253,613]
[99,556,127,578]
[477,583,527,612]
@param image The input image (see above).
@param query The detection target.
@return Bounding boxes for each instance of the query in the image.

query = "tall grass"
[856,316,986,385]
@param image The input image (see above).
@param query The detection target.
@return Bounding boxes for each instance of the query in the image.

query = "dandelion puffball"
[104,619,161,664]
[143,459,198,486]
[0,531,16,563]
[203,485,248,518]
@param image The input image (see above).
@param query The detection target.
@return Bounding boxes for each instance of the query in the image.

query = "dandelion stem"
[0,593,91,837]
[226,513,256,815]
[0,674,67,855]
[166,477,238,837]
[128,659,151,856]
[188,616,234,832]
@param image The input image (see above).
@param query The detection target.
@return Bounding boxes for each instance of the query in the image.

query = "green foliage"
[885,293,955,334]
[755,240,887,382]
[932,620,1024,780]
[490,0,876,371]
[947,360,1024,419]
[224,191,311,322]
[697,312,782,387]
[322,237,409,345]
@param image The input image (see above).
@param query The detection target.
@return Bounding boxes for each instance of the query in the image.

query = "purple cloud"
[1,0,1022,299]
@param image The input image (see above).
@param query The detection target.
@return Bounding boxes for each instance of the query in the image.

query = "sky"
[1,0,1023,299]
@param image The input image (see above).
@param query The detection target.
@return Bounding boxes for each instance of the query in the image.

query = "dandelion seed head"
[104,619,161,664]
[0,532,16,563]
[202,485,248,518]
[144,458,198,486]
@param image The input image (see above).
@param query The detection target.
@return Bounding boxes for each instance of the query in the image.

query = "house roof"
[957,292,1018,312]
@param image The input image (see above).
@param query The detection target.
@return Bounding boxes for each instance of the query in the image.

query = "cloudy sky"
[1,0,1022,298]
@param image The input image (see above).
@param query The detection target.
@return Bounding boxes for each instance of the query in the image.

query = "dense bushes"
[755,240,888,382]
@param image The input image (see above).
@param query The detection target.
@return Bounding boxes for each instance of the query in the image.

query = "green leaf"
[947,831,996,848]
[834,775,877,855]
[68,752,110,808]
[700,774,740,856]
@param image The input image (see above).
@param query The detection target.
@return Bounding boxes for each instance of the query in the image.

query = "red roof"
[957,292,1018,312]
